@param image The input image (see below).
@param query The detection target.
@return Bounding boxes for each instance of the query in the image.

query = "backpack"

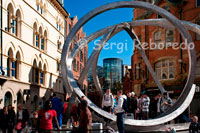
[122,98,128,112]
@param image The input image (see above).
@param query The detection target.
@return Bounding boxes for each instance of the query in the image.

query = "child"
[189,116,200,133]
[30,111,39,133]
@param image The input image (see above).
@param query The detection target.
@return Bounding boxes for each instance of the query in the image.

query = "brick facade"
[132,0,200,97]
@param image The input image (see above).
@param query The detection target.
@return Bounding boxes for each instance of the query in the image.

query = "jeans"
[117,112,124,133]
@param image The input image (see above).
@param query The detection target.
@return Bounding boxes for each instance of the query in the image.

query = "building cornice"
[49,0,69,18]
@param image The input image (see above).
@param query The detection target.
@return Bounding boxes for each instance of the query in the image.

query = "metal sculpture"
[61,1,197,127]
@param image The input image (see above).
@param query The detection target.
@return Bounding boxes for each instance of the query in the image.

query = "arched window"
[196,58,200,77]
[154,31,162,49]
[7,48,15,77]
[15,51,21,79]
[33,23,38,47]
[32,59,38,83]
[7,4,14,33]
[155,59,175,80]
[4,92,12,106]
[39,27,43,49]
[44,30,47,51]
[39,62,43,84]
[16,10,22,38]
[166,29,174,43]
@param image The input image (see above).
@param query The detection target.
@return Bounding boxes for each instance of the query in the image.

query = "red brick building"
[66,16,88,94]
[132,0,200,116]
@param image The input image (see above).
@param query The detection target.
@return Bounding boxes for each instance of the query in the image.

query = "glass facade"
[103,58,123,90]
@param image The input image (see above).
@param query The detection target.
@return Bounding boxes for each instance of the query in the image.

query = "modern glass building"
[103,58,123,90]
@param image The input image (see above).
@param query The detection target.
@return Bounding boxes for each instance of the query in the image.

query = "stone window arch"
[7,48,14,77]
[33,22,38,47]
[15,51,21,79]
[44,30,47,51]
[7,3,14,33]
[15,9,22,38]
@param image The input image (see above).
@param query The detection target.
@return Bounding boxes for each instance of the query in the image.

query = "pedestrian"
[189,116,200,133]
[115,90,125,133]
[160,92,172,113]
[29,111,39,133]
[38,100,60,133]
[50,93,63,129]
[102,89,114,113]
[150,94,159,118]
[78,100,92,133]
[0,106,13,133]
[63,98,78,127]
[15,104,29,133]
[102,89,114,125]
[126,92,132,114]
[8,105,16,133]
[112,95,117,113]
[136,96,142,120]
[141,93,150,120]
[156,93,162,116]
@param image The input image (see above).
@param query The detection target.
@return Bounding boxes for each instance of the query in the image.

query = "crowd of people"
[0,93,92,133]
[101,89,200,133]
[0,90,199,133]
[101,89,173,120]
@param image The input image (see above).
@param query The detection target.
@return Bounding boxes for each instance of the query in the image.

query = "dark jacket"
[189,122,200,133]
[17,109,29,122]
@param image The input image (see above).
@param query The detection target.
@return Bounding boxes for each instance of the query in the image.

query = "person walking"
[0,106,12,133]
[115,90,125,133]
[8,105,16,133]
[189,116,200,133]
[38,100,60,133]
[102,89,114,125]
[141,93,150,120]
[78,100,92,133]
[160,92,172,113]
[102,89,114,113]
[16,104,29,133]
[50,93,63,129]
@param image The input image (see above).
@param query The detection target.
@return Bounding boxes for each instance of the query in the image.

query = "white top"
[115,96,124,113]
[102,93,114,108]
[142,96,150,112]
[18,110,23,120]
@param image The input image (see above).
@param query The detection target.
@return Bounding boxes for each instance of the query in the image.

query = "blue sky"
[64,0,134,66]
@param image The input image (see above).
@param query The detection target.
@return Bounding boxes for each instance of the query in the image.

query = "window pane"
[37,5,40,11]
[40,72,43,84]
[36,35,39,47]
[162,73,168,79]
[12,61,15,77]
[41,39,44,50]
[166,30,174,42]
[162,60,167,67]
[169,61,174,66]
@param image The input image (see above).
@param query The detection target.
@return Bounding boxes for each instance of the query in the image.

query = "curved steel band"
[61,1,196,126]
